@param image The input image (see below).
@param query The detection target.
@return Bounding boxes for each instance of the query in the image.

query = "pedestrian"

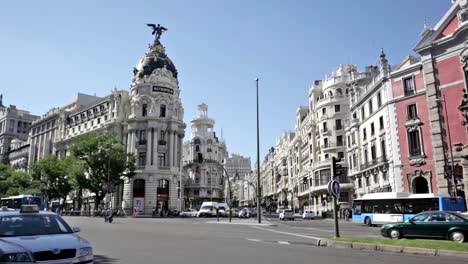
[344,208,350,221]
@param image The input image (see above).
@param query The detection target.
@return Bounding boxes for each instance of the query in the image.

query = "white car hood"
[0,234,89,253]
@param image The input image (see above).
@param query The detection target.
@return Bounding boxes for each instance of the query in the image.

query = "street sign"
[327,180,340,197]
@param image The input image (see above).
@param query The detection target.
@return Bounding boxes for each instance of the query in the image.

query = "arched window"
[142,104,148,117]
[328,91,333,97]
[336,88,343,95]
[207,139,213,145]
[194,138,201,145]
[160,105,166,117]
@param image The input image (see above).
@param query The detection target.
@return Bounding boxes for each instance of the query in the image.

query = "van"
[197,202,219,217]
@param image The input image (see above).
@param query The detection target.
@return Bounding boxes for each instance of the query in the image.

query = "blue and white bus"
[352,192,466,226]
[0,195,44,210]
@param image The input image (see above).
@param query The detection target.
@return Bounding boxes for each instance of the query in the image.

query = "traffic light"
[332,156,343,178]
[197,152,204,163]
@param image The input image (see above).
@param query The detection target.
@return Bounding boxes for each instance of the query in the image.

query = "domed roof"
[133,40,178,81]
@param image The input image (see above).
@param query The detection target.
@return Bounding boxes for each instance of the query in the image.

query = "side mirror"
[72,226,81,233]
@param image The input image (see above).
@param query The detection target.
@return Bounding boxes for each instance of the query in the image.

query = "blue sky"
[0,0,451,163]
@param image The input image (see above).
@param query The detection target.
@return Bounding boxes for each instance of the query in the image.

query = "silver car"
[0,205,93,263]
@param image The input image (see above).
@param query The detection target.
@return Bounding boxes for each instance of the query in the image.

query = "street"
[65,217,466,264]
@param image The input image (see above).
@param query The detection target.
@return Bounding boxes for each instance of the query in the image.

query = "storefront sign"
[152,86,174,95]
[133,198,144,216]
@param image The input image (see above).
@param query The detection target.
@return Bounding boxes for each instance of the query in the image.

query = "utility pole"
[255,78,262,223]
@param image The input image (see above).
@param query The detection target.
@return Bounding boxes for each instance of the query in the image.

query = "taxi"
[0,205,93,263]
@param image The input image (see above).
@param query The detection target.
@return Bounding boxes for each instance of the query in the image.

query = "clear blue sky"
[0,0,450,163]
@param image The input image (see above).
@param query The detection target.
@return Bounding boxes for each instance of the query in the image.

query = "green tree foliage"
[29,155,72,207]
[0,164,40,197]
[61,156,86,210]
[70,131,135,210]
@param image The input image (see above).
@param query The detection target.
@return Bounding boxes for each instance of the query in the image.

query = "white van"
[197,202,219,217]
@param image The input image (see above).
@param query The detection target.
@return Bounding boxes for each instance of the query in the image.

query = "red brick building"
[392,1,468,205]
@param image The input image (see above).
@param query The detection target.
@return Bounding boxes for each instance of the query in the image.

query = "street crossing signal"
[197,152,204,163]
[332,156,343,177]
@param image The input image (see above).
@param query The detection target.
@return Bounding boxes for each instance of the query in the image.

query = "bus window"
[353,201,362,215]
[13,199,22,209]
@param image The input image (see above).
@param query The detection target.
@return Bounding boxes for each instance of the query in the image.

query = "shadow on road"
[94,254,118,263]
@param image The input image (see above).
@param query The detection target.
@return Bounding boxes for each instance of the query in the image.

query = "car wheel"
[364,217,372,226]
[388,228,401,240]
[449,231,465,243]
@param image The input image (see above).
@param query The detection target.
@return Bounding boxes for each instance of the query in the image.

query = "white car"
[302,210,316,220]
[0,205,93,263]
[180,209,198,217]
[279,210,294,220]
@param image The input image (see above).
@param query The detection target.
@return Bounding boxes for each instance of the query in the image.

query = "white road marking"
[251,226,323,240]
[278,241,290,245]
[246,238,262,242]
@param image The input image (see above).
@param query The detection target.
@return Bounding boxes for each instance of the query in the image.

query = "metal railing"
[359,156,387,171]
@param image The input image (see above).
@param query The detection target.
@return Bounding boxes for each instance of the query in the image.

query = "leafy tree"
[0,164,40,197]
[70,131,135,210]
[30,155,72,208]
[62,156,87,210]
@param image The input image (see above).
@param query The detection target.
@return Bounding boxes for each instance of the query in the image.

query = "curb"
[325,240,468,259]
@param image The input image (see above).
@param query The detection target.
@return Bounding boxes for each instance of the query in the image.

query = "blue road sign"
[328,180,340,197]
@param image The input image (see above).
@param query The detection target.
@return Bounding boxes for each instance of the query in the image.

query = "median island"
[332,237,468,252]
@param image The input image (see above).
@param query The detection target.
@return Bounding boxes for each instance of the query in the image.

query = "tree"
[70,131,135,210]
[62,156,86,210]
[30,155,72,208]
[0,164,40,197]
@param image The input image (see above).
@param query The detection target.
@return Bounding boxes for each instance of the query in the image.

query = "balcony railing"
[158,140,167,146]
[359,156,387,171]
[138,139,147,145]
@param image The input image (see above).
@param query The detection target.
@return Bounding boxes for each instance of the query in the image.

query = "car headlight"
[79,247,93,257]
[0,252,33,262]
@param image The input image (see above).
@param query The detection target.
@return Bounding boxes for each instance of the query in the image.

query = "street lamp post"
[255,78,262,223]
[437,95,457,197]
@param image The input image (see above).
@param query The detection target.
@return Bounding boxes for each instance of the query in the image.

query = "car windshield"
[0,215,73,237]
[200,206,213,210]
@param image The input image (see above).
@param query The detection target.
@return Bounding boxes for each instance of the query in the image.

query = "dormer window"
[160,105,166,117]
[142,104,148,117]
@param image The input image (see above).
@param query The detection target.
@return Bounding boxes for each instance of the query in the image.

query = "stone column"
[173,131,177,167]
[153,128,159,167]
[122,179,134,216]
[167,130,172,167]
[144,178,157,215]
[146,129,152,166]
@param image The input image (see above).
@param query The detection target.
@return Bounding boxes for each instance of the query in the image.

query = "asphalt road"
[64,217,466,264]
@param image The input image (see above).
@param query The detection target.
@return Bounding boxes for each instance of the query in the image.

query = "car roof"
[0,210,58,217]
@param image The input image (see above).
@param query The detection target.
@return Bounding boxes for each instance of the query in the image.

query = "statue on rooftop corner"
[146,23,167,42]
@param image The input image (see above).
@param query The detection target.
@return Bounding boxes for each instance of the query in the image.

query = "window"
[325,154,329,159]
[381,140,386,159]
[97,118,101,124]
[353,154,357,169]
[104,115,108,121]
[347,136,351,147]
[160,105,166,117]
[335,119,342,130]
[91,120,94,126]
[195,145,200,152]
[358,178,362,188]
[138,152,147,167]
[361,107,365,120]
[382,170,388,181]
[371,145,376,160]
[139,130,146,144]
[407,104,418,120]
[335,105,341,112]
[365,176,370,186]
[408,129,422,157]
[142,104,148,117]
[322,108,326,115]
[377,92,382,107]
[403,77,415,95]
[338,152,344,159]
[362,128,367,140]
[207,190,212,196]
[371,123,375,136]
[337,135,343,146]
[369,100,373,114]
[411,213,430,222]
[323,138,328,148]
[352,133,356,145]
[322,122,327,132]
[364,149,368,163]
[379,116,384,130]
[160,130,165,141]
[336,88,343,95]
[158,153,166,167]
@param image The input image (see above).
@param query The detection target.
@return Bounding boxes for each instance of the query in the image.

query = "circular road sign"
[327,180,341,197]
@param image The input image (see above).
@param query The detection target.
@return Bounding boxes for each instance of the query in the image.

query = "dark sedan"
[381,211,468,243]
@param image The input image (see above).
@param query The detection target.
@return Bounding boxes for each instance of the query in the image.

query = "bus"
[0,195,44,210]
[352,192,466,225]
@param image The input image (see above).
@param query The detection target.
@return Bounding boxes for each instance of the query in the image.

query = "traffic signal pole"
[331,157,340,238]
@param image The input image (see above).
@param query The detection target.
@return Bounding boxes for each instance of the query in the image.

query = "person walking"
[344,208,350,221]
